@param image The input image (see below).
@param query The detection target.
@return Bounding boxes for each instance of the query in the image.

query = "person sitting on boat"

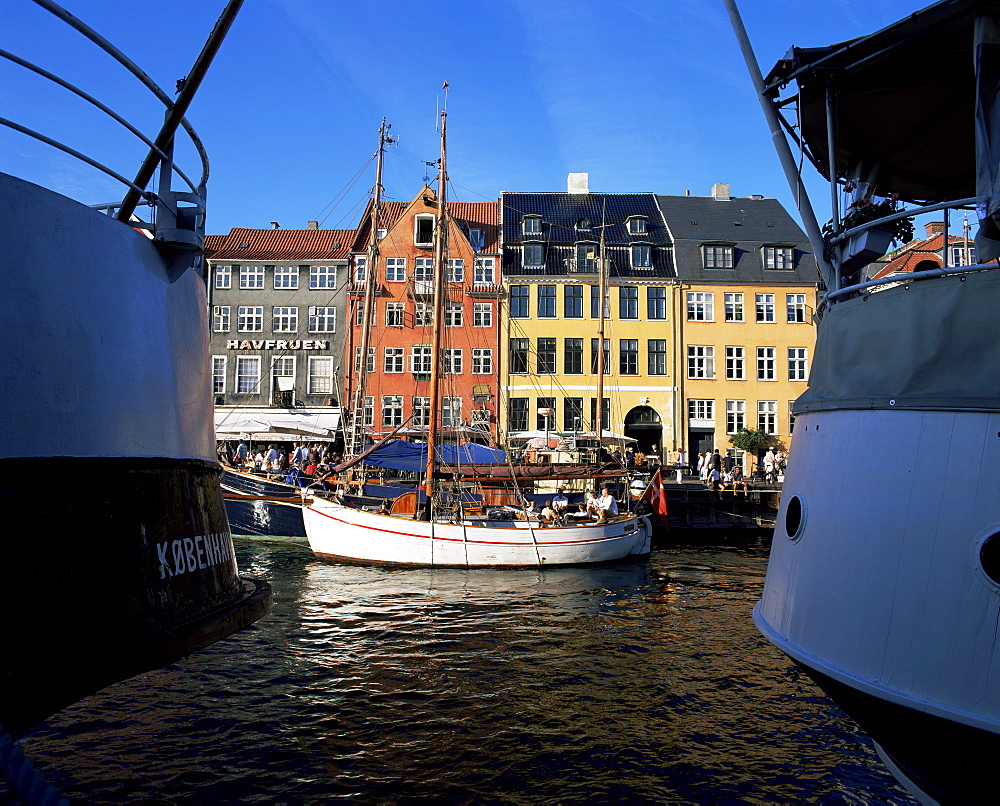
[566,502,593,522]
[552,488,570,520]
[597,487,619,522]
[586,490,601,518]
[539,500,557,527]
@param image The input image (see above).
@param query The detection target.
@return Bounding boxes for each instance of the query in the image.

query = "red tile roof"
[871,233,972,280]
[205,227,357,261]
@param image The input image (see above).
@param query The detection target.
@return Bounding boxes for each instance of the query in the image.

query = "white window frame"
[411,345,432,374]
[726,399,746,434]
[382,395,404,427]
[354,346,375,374]
[447,258,464,283]
[213,305,230,332]
[386,257,406,282]
[270,356,296,400]
[414,214,436,246]
[472,348,493,375]
[386,302,405,328]
[384,347,405,373]
[273,265,299,289]
[758,400,778,434]
[212,356,227,394]
[442,397,462,428]
[443,348,463,374]
[628,216,648,236]
[757,346,776,381]
[415,302,432,327]
[756,293,775,323]
[236,356,261,394]
[445,302,463,327]
[688,398,715,422]
[309,306,336,333]
[764,246,795,270]
[473,302,492,327]
[237,306,263,332]
[214,265,232,289]
[786,293,807,323]
[522,216,542,235]
[239,265,265,289]
[412,396,431,427]
[686,291,714,322]
[687,345,715,379]
[704,245,734,269]
[353,255,367,284]
[310,265,338,289]
[726,346,745,380]
[308,357,333,395]
[788,347,808,381]
[272,306,298,333]
[474,257,495,284]
[724,292,744,322]
[522,243,544,267]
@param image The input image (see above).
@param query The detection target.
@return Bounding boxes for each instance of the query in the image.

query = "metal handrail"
[828,196,985,245]
[824,261,1000,304]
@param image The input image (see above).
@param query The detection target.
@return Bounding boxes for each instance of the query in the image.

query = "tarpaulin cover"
[795,270,1000,414]
[359,441,507,472]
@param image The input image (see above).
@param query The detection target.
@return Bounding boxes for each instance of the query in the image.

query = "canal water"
[8,538,915,804]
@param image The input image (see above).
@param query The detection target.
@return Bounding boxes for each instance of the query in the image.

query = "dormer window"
[522,215,542,236]
[522,243,544,267]
[627,216,648,236]
[704,244,734,269]
[467,228,485,252]
[576,218,591,232]
[763,245,795,270]
[631,244,651,268]
[414,214,435,246]
[575,243,598,272]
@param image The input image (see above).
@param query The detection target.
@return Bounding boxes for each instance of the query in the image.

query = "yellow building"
[500,180,818,468]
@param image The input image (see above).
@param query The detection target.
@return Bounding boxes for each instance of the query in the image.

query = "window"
[355,301,375,327]
[619,339,639,375]
[648,339,666,375]
[536,397,557,431]
[590,338,610,375]
[726,346,745,380]
[272,306,298,332]
[631,244,651,268]
[443,348,463,374]
[724,292,744,322]
[309,265,337,289]
[212,356,226,394]
[386,257,406,282]
[522,243,544,267]
[619,286,639,319]
[353,256,367,284]
[274,265,299,289]
[564,398,584,432]
[510,285,530,317]
[576,218,591,233]
[509,398,529,432]
[537,338,556,374]
[414,257,434,284]
[687,291,714,321]
[236,356,261,394]
[590,285,610,319]
[786,293,807,323]
[758,401,778,434]
[688,399,715,421]
[354,346,375,373]
[467,228,485,252]
[757,346,776,380]
[415,302,432,327]
[447,258,464,282]
[445,302,463,327]
[576,243,598,272]
[442,397,462,428]
[522,216,542,235]
[764,246,795,270]
[239,265,264,288]
[271,357,294,399]
[362,396,374,427]
[213,305,230,332]
[687,345,715,379]
[415,214,435,246]
[386,302,404,327]
[538,285,556,317]
[951,244,978,266]
[381,395,403,427]
[411,346,432,374]
[510,338,529,374]
[704,245,734,268]
[308,357,333,394]
[726,400,746,434]
[472,348,493,375]
[237,306,263,332]
[628,216,648,235]
[756,293,775,322]
[564,285,584,318]
[214,265,231,289]
[412,397,431,427]
[564,338,584,374]
[308,306,336,333]
[788,347,808,380]
[590,397,611,432]
[788,401,797,434]
[473,302,492,327]
[474,257,495,284]
[647,287,666,320]
[384,347,405,373]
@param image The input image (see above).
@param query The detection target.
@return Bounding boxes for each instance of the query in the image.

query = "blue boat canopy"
[359,440,507,473]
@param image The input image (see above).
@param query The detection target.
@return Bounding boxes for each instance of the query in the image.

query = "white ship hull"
[304,497,652,567]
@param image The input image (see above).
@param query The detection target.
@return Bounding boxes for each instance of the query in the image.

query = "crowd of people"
[217,441,342,488]
[529,486,622,526]
[690,446,786,493]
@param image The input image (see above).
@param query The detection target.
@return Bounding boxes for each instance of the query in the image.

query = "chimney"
[711,183,731,201]
[568,173,589,194]
[270,221,280,229]
[307,220,319,229]
[924,221,945,239]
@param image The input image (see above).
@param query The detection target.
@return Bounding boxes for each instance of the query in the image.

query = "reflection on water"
[6,540,914,804]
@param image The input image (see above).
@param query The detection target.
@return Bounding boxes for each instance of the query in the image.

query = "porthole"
[980,533,1000,585]
[784,495,804,540]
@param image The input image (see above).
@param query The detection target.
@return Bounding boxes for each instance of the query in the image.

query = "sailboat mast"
[595,225,607,437]
[348,118,390,457]
[422,104,448,520]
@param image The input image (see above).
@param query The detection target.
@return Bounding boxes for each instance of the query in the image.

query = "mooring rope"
[0,724,70,806]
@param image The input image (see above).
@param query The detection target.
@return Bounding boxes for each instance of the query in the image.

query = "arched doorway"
[624,406,663,461]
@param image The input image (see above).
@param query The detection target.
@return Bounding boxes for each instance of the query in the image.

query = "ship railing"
[2,0,241,270]
[821,194,995,310]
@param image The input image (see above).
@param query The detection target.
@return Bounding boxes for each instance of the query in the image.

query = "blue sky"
[4,0,930,237]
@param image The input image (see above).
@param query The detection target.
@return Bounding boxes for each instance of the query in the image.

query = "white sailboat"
[728,1,1000,802]
[304,105,653,568]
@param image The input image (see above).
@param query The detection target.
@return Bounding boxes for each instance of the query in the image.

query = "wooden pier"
[658,480,781,533]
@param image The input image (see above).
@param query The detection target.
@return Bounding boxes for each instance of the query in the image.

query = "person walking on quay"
[675,447,686,475]
[763,448,777,483]
[697,451,707,481]
[710,448,722,474]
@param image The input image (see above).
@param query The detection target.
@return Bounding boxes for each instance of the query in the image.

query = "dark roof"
[655,194,817,284]
[205,227,356,261]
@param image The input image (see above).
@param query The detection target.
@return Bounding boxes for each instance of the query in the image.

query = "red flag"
[643,469,669,529]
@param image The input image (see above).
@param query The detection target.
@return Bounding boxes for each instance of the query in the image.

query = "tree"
[729,427,770,471]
